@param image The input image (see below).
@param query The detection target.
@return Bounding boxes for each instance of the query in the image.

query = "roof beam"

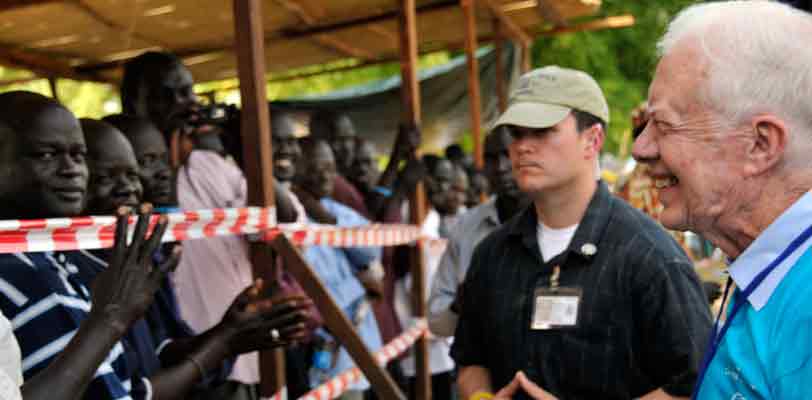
[0,0,62,13]
[484,0,531,46]
[0,43,110,83]
[281,0,458,39]
[537,14,635,36]
[71,0,173,49]
[276,0,377,60]
[536,0,568,27]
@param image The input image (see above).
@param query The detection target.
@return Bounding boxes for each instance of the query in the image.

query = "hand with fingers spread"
[89,204,180,334]
[217,279,313,354]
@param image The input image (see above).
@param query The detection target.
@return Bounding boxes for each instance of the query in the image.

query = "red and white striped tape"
[266,223,422,248]
[298,319,428,400]
[0,208,425,254]
[0,207,275,253]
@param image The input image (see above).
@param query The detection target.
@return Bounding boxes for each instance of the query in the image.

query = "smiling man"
[633,2,812,399]
[81,119,143,212]
[451,66,710,400]
[0,90,183,400]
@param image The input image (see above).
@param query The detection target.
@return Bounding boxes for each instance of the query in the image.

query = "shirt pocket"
[559,326,621,398]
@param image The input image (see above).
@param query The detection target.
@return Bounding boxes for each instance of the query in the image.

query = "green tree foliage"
[532,0,700,155]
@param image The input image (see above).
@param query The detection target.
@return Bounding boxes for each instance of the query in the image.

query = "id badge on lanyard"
[531,265,582,330]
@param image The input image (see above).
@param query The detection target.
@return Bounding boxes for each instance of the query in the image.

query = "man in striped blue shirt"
[0,90,178,400]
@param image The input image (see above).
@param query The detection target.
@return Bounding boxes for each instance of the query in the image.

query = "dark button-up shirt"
[451,182,712,399]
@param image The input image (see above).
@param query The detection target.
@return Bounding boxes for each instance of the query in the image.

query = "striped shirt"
[0,251,147,400]
[451,182,712,399]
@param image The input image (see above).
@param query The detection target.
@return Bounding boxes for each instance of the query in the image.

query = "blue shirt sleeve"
[322,199,381,270]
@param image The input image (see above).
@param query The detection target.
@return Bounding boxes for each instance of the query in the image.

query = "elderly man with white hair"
[633,1,812,399]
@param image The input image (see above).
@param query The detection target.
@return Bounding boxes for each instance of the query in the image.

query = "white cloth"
[394,208,456,376]
[0,312,22,400]
[172,151,257,383]
[537,222,578,263]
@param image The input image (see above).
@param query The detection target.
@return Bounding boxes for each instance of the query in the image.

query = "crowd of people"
[0,1,812,399]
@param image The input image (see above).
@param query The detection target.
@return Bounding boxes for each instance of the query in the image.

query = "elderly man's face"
[632,43,750,232]
[0,104,89,218]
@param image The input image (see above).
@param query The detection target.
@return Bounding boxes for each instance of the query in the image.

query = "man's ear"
[582,124,605,160]
[744,115,787,176]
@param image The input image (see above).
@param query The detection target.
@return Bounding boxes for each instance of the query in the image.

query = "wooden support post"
[48,77,59,102]
[399,0,431,399]
[232,0,285,396]
[270,235,406,400]
[493,19,507,113]
[521,40,532,74]
[462,0,484,170]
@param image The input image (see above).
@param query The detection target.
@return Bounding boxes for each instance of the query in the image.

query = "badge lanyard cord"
[692,222,812,399]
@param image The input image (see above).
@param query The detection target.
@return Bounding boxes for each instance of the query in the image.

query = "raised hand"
[218,279,313,354]
[393,122,421,162]
[90,204,180,334]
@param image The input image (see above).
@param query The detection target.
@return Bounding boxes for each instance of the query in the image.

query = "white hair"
[658,1,812,162]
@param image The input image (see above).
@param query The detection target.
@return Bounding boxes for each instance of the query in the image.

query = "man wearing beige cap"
[450,66,710,400]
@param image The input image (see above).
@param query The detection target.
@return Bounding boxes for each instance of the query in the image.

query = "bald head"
[81,119,142,213]
[0,91,88,219]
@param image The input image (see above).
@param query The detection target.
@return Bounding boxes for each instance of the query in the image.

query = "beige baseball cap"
[493,66,610,130]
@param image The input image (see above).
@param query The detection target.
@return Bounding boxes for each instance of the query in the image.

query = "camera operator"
[121,51,314,400]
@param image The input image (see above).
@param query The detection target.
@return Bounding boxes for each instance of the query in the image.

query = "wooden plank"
[462,0,484,170]
[283,0,457,39]
[539,15,636,36]
[48,76,59,102]
[0,0,61,13]
[484,0,531,47]
[270,235,406,400]
[312,34,377,60]
[398,0,430,399]
[492,19,507,113]
[277,0,377,60]
[72,1,172,49]
[232,0,284,396]
[520,40,531,74]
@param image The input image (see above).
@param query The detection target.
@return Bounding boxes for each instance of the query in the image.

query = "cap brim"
[492,102,571,130]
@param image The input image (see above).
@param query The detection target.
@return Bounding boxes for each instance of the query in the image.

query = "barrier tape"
[299,319,428,400]
[0,207,426,253]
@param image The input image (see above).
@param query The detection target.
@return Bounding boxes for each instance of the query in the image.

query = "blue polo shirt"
[0,251,143,399]
[697,192,812,399]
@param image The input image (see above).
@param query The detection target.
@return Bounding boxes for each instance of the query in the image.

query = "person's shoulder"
[322,197,368,225]
[448,199,496,234]
[469,205,525,256]
[607,194,689,262]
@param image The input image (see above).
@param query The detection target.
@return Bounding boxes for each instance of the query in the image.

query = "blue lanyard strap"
[692,222,812,399]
